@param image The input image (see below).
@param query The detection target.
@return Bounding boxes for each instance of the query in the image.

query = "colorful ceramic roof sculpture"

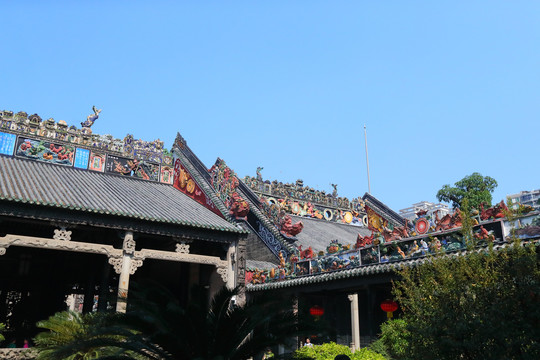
[0,109,244,237]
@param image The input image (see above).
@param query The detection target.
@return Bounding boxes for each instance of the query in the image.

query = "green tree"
[35,284,318,360]
[393,241,540,360]
[436,172,497,209]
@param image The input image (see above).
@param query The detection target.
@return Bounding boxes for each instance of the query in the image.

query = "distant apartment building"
[506,189,540,209]
[399,201,451,222]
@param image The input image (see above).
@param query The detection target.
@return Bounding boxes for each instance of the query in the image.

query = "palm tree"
[34,284,320,360]
[34,311,133,360]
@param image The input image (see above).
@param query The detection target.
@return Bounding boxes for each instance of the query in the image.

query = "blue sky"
[2,1,539,211]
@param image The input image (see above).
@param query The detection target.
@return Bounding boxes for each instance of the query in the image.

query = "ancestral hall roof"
[292,215,372,253]
[0,156,243,233]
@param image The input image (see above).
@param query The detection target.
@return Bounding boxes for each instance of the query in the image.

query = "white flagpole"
[364,125,371,194]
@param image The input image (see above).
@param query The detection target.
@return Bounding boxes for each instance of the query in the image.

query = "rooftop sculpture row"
[246,202,539,285]
[0,109,173,166]
[245,169,367,225]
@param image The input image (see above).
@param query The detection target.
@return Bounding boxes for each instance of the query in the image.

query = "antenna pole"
[364,125,371,194]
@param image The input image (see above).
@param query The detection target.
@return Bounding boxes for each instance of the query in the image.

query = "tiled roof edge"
[0,190,244,234]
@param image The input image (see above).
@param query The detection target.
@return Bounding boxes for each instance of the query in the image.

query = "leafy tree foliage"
[34,284,317,360]
[393,241,540,360]
[293,342,386,360]
[436,172,497,209]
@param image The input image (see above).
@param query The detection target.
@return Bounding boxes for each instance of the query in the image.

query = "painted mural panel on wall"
[173,158,223,217]
[0,132,17,156]
[89,152,106,172]
[105,155,160,181]
[15,137,75,166]
[160,165,173,184]
[74,148,90,169]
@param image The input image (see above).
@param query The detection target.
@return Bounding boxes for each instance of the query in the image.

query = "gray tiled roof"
[292,215,372,253]
[247,259,279,270]
[0,156,243,233]
[247,259,411,291]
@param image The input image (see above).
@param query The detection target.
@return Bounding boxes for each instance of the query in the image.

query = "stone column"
[116,252,132,313]
[109,232,143,313]
[348,293,361,351]
[226,241,236,289]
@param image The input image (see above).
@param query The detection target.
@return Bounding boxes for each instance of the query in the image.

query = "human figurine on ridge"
[81,105,102,128]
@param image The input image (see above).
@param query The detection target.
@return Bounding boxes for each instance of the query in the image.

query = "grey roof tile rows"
[247,259,412,291]
[0,156,243,233]
[247,259,279,270]
[292,215,372,253]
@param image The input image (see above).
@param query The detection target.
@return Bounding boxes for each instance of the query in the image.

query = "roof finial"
[81,106,101,128]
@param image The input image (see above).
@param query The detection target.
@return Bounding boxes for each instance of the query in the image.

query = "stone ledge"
[0,348,37,359]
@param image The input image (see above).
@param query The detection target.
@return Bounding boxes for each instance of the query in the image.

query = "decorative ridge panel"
[173,153,231,220]
[0,109,176,186]
[245,212,540,288]
[244,171,368,227]
[363,193,406,227]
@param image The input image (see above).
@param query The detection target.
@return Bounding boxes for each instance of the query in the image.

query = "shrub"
[293,342,386,360]
[368,319,409,360]
[367,339,389,359]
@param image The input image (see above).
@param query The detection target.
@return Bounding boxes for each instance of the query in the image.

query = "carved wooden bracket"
[216,265,228,283]
[108,256,144,275]
[53,227,72,241]
[123,232,135,255]
[175,242,190,254]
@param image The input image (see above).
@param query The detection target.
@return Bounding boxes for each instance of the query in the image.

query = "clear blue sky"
[2,1,539,211]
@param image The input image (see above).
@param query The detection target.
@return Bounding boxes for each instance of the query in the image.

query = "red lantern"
[309,305,324,317]
[380,300,398,319]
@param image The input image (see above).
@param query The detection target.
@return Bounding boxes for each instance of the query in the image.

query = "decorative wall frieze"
[0,233,230,281]
[137,248,227,267]
[0,108,174,183]
[256,220,289,257]
[0,234,122,257]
